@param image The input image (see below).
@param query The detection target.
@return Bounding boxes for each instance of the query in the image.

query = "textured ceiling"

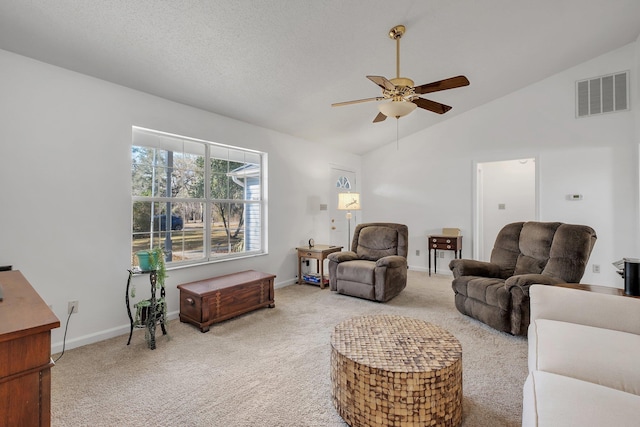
[0,1,639,154]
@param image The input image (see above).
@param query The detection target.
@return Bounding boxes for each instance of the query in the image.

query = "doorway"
[475,158,537,261]
[329,167,357,249]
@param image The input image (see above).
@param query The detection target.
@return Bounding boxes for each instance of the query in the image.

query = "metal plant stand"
[126,269,167,349]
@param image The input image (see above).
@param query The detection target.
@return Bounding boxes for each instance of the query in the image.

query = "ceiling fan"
[332,25,470,122]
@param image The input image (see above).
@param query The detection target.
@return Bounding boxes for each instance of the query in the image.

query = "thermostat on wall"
[566,194,583,201]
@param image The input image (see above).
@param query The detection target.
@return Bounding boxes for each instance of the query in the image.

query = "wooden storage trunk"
[178,270,275,332]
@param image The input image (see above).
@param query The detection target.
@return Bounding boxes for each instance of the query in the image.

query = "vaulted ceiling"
[1,1,639,154]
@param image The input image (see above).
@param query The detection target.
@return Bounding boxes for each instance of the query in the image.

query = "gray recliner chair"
[328,223,408,302]
[450,221,597,335]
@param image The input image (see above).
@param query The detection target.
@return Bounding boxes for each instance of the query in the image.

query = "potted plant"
[135,248,166,286]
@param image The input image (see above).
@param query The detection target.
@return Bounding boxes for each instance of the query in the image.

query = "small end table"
[428,234,462,276]
[296,244,342,288]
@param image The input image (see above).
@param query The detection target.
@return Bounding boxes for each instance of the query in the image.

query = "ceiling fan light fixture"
[378,100,417,118]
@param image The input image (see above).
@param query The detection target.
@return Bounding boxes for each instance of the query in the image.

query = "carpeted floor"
[51,270,527,426]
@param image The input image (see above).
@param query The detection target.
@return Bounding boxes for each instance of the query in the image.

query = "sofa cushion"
[513,222,560,275]
[453,276,512,333]
[337,280,375,300]
[522,370,640,427]
[452,276,510,310]
[528,319,640,395]
[454,293,511,333]
[337,260,375,285]
[356,226,398,260]
[514,254,546,275]
[542,224,597,282]
[489,222,524,277]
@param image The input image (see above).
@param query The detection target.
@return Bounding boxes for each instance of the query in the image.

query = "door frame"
[472,156,540,260]
[329,164,358,248]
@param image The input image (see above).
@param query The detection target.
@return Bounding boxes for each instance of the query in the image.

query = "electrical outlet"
[416,250,420,256]
[68,300,79,314]
[592,264,600,273]
[440,252,445,258]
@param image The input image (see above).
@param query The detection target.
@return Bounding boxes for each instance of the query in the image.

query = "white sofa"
[523,285,640,427]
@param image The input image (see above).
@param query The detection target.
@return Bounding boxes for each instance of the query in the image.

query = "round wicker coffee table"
[330,314,462,427]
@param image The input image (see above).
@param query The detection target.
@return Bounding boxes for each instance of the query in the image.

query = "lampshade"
[338,192,361,210]
[378,100,417,118]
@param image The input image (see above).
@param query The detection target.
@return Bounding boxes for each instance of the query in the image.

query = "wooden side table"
[296,244,342,288]
[428,234,462,276]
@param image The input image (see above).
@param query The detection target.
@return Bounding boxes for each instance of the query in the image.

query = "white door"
[330,167,357,249]
[475,158,537,261]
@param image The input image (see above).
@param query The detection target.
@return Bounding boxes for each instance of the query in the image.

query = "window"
[335,175,352,190]
[131,127,265,267]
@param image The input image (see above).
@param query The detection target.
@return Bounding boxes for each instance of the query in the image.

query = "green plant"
[148,247,166,288]
[131,247,167,298]
[133,297,170,344]
[145,247,167,330]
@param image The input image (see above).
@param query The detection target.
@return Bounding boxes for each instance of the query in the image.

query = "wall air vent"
[576,71,629,118]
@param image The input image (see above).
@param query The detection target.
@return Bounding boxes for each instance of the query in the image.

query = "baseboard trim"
[408,265,453,276]
[51,310,181,354]
[275,278,297,289]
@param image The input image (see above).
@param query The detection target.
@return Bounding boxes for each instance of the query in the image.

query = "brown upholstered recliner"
[449,221,597,335]
[328,223,408,302]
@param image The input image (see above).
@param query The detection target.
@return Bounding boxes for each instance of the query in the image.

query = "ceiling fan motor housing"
[386,78,415,102]
[390,77,414,88]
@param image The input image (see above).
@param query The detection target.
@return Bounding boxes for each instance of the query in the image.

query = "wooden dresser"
[0,270,60,426]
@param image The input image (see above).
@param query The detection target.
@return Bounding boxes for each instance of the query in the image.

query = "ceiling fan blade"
[413,75,470,95]
[373,112,387,123]
[412,97,452,114]
[331,97,385,107]
[367,75,396,91]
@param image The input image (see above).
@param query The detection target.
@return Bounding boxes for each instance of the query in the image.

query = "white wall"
[0,49,360,352]
[363,41,639,286]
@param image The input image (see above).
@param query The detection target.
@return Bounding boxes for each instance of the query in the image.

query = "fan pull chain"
[396,119,399,150]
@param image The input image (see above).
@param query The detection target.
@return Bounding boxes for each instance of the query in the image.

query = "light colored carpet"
[51,270,527,426]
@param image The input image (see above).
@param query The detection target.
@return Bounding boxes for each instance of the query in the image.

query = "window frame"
[131,126,267,268]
